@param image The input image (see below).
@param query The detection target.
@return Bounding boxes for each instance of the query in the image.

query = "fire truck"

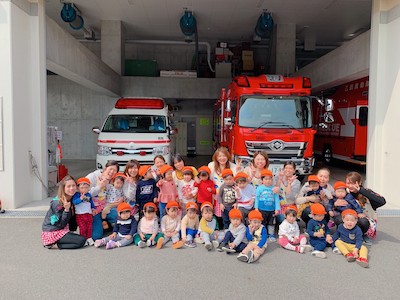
[213,74,331,176]
[314,77,368,165]
[92,98,176,170]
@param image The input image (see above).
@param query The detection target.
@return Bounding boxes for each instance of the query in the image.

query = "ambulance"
[93,98,175,170]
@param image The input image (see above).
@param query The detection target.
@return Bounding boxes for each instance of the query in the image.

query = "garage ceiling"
[46,0,371,46]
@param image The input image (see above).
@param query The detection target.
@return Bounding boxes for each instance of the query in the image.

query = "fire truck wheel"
[322,145,333,165]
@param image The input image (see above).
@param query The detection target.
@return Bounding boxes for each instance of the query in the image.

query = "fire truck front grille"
[245,140,307,159]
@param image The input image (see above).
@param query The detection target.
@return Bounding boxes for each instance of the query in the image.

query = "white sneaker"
[194,237,204,244]
[86,238,94,246]
[146,239,153,247]
[212,240,220,249]
[205,243,212,251]
[332,247,341,254]
[237,253,248,262]
[138,241,147,248]
[302,244,313,252]
[222,246,236,253]
[247,250,254,263]
[311,250,327,259]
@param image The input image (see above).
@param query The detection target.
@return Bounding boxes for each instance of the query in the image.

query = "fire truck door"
[354,104,368,156]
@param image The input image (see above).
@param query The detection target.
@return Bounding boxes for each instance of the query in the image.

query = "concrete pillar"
[367,0,400,210]
[101,20,125,75]
[0,0,48,208]
[275,23,296,76]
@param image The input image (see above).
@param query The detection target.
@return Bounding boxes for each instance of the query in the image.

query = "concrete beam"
[295,31,370,93]
[46,16,121,97]
[122,77,232,99]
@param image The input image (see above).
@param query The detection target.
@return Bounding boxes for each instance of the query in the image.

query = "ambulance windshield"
[102,115,167,133]
[238,96,312,129]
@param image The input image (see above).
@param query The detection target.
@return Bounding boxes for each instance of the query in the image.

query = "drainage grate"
[0,210,47,218]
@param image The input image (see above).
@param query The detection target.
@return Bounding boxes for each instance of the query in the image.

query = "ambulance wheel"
[322,145,333,165]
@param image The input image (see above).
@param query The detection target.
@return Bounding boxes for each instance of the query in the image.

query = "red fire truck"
[213,74,329,176]
[314,77,368,165]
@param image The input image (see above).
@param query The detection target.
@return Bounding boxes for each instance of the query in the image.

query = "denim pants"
[92,208,118,240]
[221,231,246,252]
[222,205,233,229]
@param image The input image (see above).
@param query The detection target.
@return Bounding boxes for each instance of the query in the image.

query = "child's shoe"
[102,221,109,230]
[156,237,164,249]
[138,240,147,248]
[94,238,106,248]
[269,235,277,242]
[327,220,336,229]
[185,241,196,248]
[146,239,154,247]
[311,250,327,259]
[205,243,212,251]
[172,240,184,249]
[194,236,204,244]
[216,244,224,252]
[222,246,236,253]
[237,252,248,262]
[86,238,94,246]
[356,257,369,268]
[332,247,341,254]
[106,240,117,250]
[296,246,305,254]
[363,235,373,247]
[302,244,313,252]
[345,253,356,262]
[247,250,254,263]
[212,240,220,249]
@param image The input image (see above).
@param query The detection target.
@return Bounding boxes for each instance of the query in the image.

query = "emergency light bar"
[115,98,165,109]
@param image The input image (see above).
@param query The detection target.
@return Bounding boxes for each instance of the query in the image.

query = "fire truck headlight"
[238,157,252,168]
[153,146,169,155]
[98,145,111,156]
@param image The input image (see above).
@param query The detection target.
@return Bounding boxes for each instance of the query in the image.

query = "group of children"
[81,162,370,268]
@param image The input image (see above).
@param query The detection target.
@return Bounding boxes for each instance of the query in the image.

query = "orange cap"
[186,202,198,211]
[234,172,249,182]
[143,202,157,211]
[310,203,326,215]
[221,169,233,178]
[166,201,180,209]
[200,201,213,212]
[334,181,347,191]
[228,208,242,219]
[248,209,263,221]
[117,202,131,213]
[113,172,126,180]
[198,166,211,175]
[260,169,273,178]
[159,165,173,175]
[308,175,320,183]
[285,204,298,214]
[341,209,358,218]
[77,177,90,186]
[139,165,152,177]
[182,166,194,174]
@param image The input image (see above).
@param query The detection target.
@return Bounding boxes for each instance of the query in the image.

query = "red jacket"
[194,180,216,204]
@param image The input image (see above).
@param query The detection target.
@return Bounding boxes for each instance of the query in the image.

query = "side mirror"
[226,99,231,112]
[92,127,100,134]
[168,127,177,135]
[325,98,334,112]
[224,117,232,126]
[323,112,334,123]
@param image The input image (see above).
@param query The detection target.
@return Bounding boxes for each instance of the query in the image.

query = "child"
[160,201,184,249]
[278,205,312,253]
[157,164,178,220]
[133,202,164,249]
[237,209,267,263]
[234,172,255,223]
[329,209,369,268]
[306,203,332,259]
[102,172,126,229]
[94,202,137,249]
[217,208,247,253]
[254,169,280,241]
[194,165,216,210]
[217,169,237,230]
[296,175,324,219]
[328,181,363,226]
[72,177,95,245]
[177,166,198,216]
[136,165,158,219]
[181,202,200,248]
[198,202,225,251]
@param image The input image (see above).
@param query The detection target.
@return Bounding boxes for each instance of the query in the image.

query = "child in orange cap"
[177,166,198,217]
[234,172,255,223]
[329,209,369,267]
[133,202,164,249]
[160,201,184,249]
[255,169,280,242]
[198,202,225,251]
[237,209,268,263]
[72,177,96,245]
[194,166,216,210]
[327,181,363,228]
[218,168,237,230]
[136,165,158,219]
[94,202,137,249]
[296,175,324,222]
[278,205,312,253]
[217,208,247,253]
[181,202,199,248]
[306,203,332,259]
[157,164,178,220]
[102,173,127,229]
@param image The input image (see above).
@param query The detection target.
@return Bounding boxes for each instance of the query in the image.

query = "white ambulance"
[93,97,175,170]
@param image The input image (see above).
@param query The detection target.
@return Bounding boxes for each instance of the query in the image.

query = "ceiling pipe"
[126,39,215,73]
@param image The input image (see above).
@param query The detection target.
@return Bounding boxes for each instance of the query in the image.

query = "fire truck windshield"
[238,96,312,129]
[102,115,167,133]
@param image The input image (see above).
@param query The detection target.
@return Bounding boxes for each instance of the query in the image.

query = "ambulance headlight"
[153,146,169,155]
[98,145,111,156]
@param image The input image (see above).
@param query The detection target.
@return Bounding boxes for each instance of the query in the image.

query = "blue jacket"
[135,178,158,208]
[255,185,280,211]
[332,223,363,249]
[307,218,330,240]
[113,216,137,236]
[327,193,363,214]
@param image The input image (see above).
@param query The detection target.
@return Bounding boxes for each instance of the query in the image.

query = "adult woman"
[86,160,119,240]
[243,151,270,188]
[208,147,240,227]
[345,171,385,242]
[274,161,301,224]
[41,175,86,249]
[172,153,198,183]
[123,159,140,204]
